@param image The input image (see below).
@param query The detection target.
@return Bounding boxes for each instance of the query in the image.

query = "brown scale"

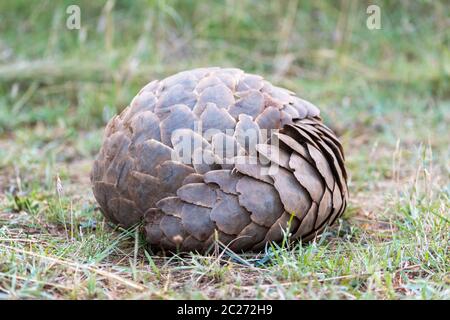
[91,67,348,253]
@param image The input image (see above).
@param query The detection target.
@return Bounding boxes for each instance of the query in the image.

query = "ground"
[0,0,449,299]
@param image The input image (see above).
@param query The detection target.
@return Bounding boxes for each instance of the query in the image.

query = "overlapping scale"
[91,67,348,253]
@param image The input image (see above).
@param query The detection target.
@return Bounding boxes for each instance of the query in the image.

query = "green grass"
[0,0,449,299]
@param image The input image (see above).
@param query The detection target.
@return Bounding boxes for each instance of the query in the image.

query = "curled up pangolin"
[91,67,348,253]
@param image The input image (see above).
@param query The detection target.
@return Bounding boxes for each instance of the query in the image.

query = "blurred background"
[0,0,448,193]
[0,0,448,299]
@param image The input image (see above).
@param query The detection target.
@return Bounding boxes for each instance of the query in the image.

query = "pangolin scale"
[91,67,348,252]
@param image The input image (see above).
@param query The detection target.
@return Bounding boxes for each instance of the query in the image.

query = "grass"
[0,0,449,299]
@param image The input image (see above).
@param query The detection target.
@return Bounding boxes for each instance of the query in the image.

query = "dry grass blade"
[0,244,146,291]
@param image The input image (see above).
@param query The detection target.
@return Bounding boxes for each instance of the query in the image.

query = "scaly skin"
[91,67,348,253]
